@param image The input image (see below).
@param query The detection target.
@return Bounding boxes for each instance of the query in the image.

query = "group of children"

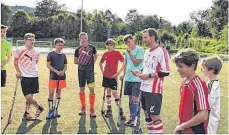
[1,24,223,134]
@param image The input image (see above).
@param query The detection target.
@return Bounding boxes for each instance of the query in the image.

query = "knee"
[112,91,118,97]
[132,96,138,102]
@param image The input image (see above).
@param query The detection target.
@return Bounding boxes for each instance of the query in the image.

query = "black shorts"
[102,76,117,90]
[1,70,6,87]
[21,77,39,96]
[78,69,95,87]
[124,81,141,97]
[141,91,162,115]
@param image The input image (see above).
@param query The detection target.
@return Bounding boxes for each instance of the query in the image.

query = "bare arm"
[94,53,98,63]
[99,61,104,74]
[1,54,12,67]
[74,57,79,64]
[47,61,59,74]
[63,64,67,72]
[14,57,21,74]
[127,51,141,66]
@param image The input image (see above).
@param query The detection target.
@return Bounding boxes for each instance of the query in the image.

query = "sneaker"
[90,109,96,117]
[79,107,86,115]
[134,122,141,132]
[125,117,134,126]
[23,112,34,120]
[46,111,54,119]
[104,108,112,118]
[54,110,61,118]
[35,106,44,118]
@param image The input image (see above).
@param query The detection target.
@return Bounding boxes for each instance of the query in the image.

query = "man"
[1,25,12,88]
[74,32,97,117]
[14,33,44,119]
[132,28,170,134]
[120,34,144,132]
[46,38,67,119]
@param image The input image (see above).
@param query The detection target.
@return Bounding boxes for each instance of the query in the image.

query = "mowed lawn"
[1,55,228,134]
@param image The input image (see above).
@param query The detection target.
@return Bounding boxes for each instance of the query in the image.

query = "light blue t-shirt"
[124,46,144,82]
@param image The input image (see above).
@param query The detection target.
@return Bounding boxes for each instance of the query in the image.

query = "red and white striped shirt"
[179,76,210,134]
[140,46,170,94]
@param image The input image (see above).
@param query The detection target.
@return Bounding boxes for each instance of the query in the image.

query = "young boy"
[201,56,222,134]
[120,34,144,131]
[99,39,125,119]
[174,48,210,134]
[14,33,44,119]
[46,38,67,119]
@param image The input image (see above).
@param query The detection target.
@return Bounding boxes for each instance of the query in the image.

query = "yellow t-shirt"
[1,39,12,70]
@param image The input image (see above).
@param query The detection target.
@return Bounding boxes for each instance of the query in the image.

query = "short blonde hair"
[24,33,35,40]
[202,56,223,75]
[106,38,115,46]
[54,38,65,45]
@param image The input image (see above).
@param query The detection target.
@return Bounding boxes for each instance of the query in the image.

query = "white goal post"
[16,40,53,52]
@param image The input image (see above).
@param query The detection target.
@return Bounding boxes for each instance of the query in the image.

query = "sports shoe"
[90,109,96,117]
[54,110,61,118]
[23,112,34,120]
[105,108,112,118]
[79,107,86,115]
[125,117,134,126]
[35,106,44,118]
[46,111,54,119]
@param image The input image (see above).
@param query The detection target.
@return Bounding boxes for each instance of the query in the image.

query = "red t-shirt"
[179,76,210,134]
[100,50,124,78]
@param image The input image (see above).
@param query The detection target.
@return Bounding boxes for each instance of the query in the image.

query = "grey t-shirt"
[47,51,67,80]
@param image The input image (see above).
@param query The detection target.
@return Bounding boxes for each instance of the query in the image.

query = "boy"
[74,32,97,117]
[1,25,12,88]
[120,34,144,131]
[99,39,125,119]
[201,56,222,134]
[14,33,44,119]
[174,48,210,134]
[46,38,67,119]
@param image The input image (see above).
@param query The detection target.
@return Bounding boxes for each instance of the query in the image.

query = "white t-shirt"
[140,46,170,94]
[207,80,220,134]
[15,47,40,77]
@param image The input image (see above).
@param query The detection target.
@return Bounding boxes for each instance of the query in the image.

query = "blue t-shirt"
[124,46,144,82]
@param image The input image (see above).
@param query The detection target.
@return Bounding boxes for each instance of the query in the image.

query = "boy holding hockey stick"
[46,38,67,119]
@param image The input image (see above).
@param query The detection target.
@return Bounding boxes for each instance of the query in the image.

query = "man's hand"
[131,70,141,77]
[16,72,21,79]
[112,73,119,79]
[173,123,186,134]
[138,74,149,80]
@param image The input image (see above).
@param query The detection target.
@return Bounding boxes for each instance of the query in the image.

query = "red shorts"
[49,80,66,90]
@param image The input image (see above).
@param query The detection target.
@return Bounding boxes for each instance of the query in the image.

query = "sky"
[3,0,213,26]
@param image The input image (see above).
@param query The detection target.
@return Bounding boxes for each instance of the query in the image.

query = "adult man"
[14,33,44,119]
[120,34,144,131]
[1,25,12,88]
[74,32,97,117]
[132,28,170,134]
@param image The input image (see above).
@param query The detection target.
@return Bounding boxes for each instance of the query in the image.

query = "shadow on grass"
[16,119,42,134]
[89,117,97,134]
[77,115,87,134]
[41,118,62,134]
[107,116,126,134]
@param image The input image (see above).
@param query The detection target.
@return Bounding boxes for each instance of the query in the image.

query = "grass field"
[1,55,228,134]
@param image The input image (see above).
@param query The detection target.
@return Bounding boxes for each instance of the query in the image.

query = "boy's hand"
[174,124,185,134]
[119,75,124,80]
[59,71,65,76]
[56,71,61,76]
[127,48,131,53]
[16,72,21,79]
[112,73,118,79]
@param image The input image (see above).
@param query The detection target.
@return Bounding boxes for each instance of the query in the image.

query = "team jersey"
[100,50,124,78]
[207,80,220,134]
[1,39,12,70]
[140,46,170,94]
[179,76,210,134]
[15,47,40,77]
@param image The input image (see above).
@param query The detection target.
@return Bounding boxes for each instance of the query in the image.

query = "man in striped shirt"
[174,48,210,134]
[132,28,170,134]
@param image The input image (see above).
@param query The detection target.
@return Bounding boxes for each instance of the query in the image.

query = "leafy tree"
[1,3,12,25]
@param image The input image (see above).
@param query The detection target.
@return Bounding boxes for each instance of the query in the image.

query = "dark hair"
[54,38,65,45]
[106,38,115,46]
[174,48,199,70]
[123,34,133,43]
[142,28,158,42]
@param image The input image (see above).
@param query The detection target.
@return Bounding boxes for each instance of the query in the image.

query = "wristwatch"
[149,73,152,78]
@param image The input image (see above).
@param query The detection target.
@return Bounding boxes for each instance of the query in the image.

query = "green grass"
[1,56,228,134]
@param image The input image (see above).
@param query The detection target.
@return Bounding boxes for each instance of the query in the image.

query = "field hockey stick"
[132,91,142,134]
[2,78,19,134]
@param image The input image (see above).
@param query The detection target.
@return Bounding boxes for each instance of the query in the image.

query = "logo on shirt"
[82,50,88,55]
[152,56,156,60]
